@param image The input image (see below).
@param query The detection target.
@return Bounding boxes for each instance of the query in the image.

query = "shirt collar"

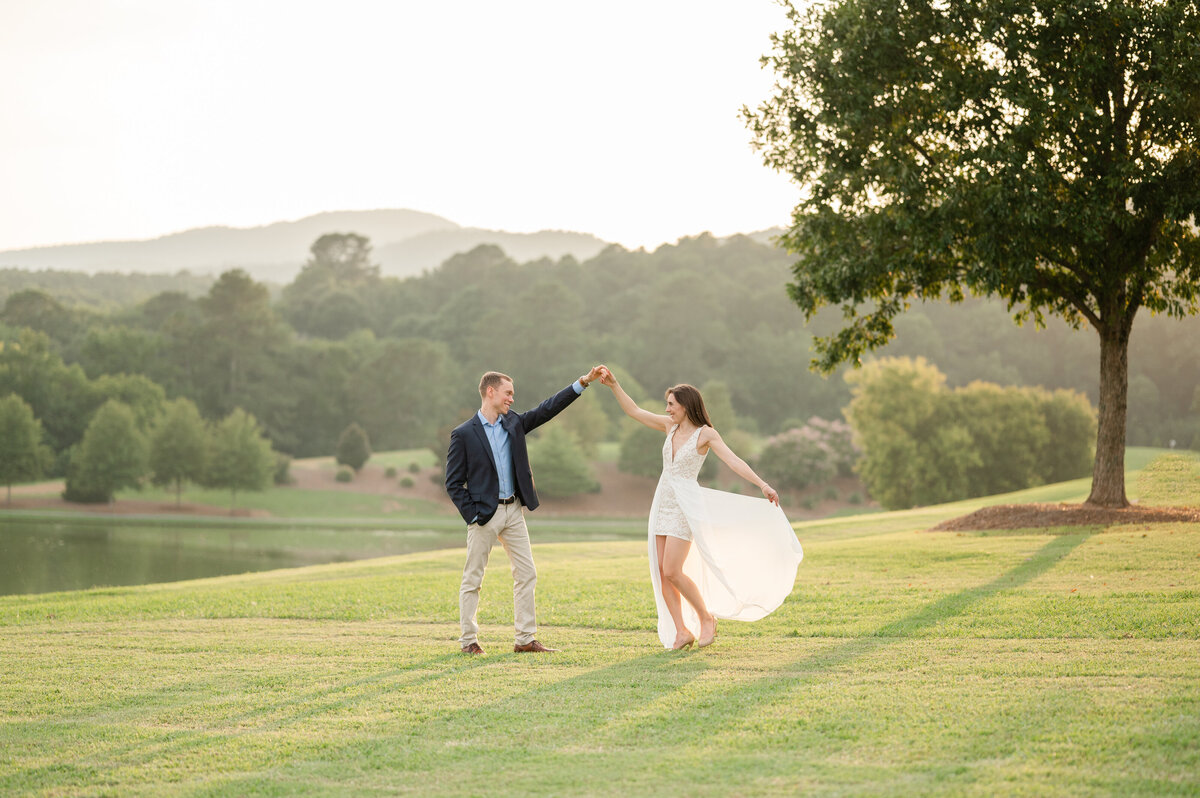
[477,410,503,428]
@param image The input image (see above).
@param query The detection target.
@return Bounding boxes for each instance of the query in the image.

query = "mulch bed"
[931,502,1200,531]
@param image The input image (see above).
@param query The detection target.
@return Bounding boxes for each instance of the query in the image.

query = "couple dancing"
[444,366,804,654]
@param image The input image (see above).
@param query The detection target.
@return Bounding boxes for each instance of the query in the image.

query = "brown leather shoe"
[513,640,559,653]
[461,642,485,655]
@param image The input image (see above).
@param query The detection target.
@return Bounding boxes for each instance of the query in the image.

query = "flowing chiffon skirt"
[647,476,804,648]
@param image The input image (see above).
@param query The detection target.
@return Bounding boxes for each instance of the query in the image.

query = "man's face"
[487,380,515,414]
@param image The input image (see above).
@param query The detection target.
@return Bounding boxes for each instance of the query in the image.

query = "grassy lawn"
[1,455,1197,795]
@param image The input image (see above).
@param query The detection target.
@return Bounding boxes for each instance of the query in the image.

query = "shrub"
[756,424,838,491]
[336,422,371,472]
[845,357,980,510]
[399,476,415,488]
[1033,388,1096,483]
[335,466,353,483]
[385,466,398,478]
[844,357,1097,509]
[408,461,421,474]
[823,485,839,501]
[847,492,863,505]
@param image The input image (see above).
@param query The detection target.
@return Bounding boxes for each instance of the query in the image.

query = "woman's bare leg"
[656,535,693,648]
[661,536,716,644]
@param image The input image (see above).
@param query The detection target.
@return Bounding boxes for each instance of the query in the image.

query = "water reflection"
[0,518,641,596]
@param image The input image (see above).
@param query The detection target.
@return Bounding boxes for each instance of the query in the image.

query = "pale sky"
[0,1,800,253]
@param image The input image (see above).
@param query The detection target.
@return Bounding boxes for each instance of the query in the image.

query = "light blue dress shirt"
[473,380,585,518]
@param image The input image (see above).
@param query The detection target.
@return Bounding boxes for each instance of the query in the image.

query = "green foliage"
[0,267,211,311]
[846,358,1096,509]
[0,329,96,470]
[0,394,51,500]
[945,382,1049,497]
[554,389,608,457]
[344,337,459,452]
[407,462,421,474]
[384,466,398,478]
[617,422,666,479]
[149,398,209,504]
[78,324,163,379]
[1035,389,1097,483]
[335,466,353,483]
[845,358,982,510]
[748,0,1200,368]
[205,409,276,508]
[527,426,599,498]
[273,453,294,486]
[63,401,148,503]
[399,476,415,488]
[336,422,372,472]
[0,289,87,345]
[92,373,165,431]
[196,270,290,426]
[6,225,1200,474]
[279,233,382,338]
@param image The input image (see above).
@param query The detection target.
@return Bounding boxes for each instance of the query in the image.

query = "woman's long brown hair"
[666,384,712,429]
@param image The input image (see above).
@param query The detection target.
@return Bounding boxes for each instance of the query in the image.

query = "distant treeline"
[0,268,214,312]
[1,233,1197,473]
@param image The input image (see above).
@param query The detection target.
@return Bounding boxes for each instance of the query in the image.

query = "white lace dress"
[651,425,707,540]
[647,424,805,648]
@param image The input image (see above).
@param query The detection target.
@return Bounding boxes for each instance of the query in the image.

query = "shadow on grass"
[614,532,1093,742]
[5,648,520,791]
[7,641,705,793]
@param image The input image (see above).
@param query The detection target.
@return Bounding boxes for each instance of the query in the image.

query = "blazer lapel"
[471,415,498,476]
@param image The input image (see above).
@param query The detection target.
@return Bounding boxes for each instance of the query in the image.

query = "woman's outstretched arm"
[698,427,780,505]
[599,368,671,433]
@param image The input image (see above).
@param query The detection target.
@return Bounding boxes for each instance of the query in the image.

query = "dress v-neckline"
[671,424,699,462]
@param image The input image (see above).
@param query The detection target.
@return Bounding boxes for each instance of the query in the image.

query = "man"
[445,366,603,654]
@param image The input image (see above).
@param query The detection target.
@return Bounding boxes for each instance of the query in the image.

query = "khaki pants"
[459,502,537,646]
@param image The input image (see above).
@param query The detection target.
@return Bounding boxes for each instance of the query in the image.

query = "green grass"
[1,456,1197,795]
[301,448,440,472]
[1136,451,1200,506]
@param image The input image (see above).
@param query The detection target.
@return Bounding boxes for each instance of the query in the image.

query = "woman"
[598,368,804,649]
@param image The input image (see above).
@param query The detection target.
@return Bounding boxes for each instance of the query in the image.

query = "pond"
[0,516,642,596]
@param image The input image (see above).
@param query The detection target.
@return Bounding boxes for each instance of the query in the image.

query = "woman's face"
[665,393,686,424]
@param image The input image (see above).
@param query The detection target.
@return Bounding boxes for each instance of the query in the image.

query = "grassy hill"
[1,454,1196,795]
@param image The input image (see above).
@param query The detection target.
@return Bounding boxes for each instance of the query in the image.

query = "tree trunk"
[1086,322,1131,507]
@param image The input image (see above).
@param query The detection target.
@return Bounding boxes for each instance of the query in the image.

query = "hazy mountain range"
[0,209,613,282]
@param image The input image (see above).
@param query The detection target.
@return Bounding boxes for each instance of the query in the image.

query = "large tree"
[746,0,1200,506]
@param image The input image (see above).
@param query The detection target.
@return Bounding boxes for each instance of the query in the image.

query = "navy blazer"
[444,384,581,526]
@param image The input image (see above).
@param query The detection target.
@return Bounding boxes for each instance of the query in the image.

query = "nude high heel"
[697,617,717,648]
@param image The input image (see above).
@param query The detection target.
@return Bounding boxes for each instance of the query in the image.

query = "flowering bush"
[756,418,858,491]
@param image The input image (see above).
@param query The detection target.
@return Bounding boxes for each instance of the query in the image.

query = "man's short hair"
[479,371,513,398]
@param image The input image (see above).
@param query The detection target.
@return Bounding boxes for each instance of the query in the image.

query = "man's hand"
[598,366,616,387]
[581,364,606,387]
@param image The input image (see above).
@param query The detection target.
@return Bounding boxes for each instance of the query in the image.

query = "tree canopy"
[747,0,1200,506]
